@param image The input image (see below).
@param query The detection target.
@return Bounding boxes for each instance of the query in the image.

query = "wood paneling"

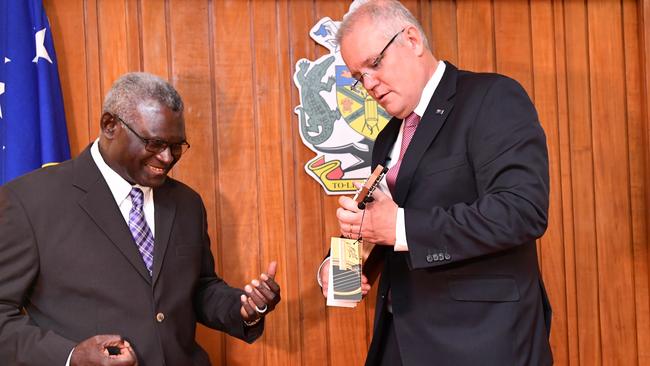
[549,1,579,363]
[624,0,650,362]
[587,2,637,364]
[286,2,329,365]
[43,0,650,364]
[530,2,569,363]
[563,1,601,364]
[456,0,495,72]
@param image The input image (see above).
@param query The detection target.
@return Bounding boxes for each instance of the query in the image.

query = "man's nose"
[156,146,174,163]
[362,73,379,91]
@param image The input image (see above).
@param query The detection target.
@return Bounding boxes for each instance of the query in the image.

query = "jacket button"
[444,253,451,260]
[426,254,434,263]
[432,253,439,261]
[156,312,165,323]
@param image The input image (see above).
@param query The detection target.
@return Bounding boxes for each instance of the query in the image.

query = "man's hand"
[337,183,398,245]
[71,335,138,366]
[318,258,371,298]
[239,261,281,324]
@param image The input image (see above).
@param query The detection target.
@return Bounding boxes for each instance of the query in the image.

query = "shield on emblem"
[335,65,390,141]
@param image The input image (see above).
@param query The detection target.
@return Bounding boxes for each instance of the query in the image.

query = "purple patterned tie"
[386,112,421,195]
[128,187,154,276]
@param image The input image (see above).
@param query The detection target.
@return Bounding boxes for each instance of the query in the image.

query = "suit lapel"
[393,62,458,205]
[73,148,153,283]
[151,183,176,286]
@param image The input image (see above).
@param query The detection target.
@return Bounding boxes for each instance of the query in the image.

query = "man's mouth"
[147,164,167,175]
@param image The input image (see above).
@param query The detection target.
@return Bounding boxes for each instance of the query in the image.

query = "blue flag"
[0,0,71,185]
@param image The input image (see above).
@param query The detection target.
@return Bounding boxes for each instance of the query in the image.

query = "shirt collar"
[413,60,446,117]
[90,139,152,205]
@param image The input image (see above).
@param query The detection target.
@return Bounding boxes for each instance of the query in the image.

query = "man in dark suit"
[319,1,552,365]
[0,72,280,366]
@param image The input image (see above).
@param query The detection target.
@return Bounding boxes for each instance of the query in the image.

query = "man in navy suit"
[319,1,553,365]
[0,72,280,365]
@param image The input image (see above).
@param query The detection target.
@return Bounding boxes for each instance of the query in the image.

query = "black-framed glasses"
[112,114,190,157]
[351,28,405,92]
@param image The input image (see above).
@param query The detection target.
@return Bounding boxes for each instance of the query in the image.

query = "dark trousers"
[377,312,403,366]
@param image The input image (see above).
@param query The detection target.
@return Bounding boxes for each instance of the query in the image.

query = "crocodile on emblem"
[294,56,341,145]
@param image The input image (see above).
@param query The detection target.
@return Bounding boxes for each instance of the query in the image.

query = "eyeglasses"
[351,28,405,92]
[112,114,190,157]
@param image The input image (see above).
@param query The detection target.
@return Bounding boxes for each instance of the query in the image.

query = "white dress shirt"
[387,60,446,251]
[90,140,155,233]
[317,61,447,286]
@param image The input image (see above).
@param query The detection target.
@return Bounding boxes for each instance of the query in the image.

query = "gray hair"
[336,0,430,51]
[102,72,184,121]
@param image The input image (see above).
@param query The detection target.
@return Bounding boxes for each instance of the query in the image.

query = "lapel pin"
[435,109,445,115]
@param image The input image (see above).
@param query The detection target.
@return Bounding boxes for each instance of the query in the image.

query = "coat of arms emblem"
[293,16,392,194]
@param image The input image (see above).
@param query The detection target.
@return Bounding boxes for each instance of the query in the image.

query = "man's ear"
[405,25,424,56]
[100,113,118,138]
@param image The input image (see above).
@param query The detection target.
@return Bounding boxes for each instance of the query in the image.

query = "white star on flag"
[2,50,9,119]
[1,0,71,185]
[32,28,53,64]
[0,82,4,118]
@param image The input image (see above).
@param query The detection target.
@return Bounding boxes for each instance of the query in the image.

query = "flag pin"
[435,109,445,115]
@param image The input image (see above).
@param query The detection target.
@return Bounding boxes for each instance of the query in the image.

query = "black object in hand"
[106,346,121,356]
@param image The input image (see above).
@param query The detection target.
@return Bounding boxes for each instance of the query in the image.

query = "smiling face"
[100,99,186,188]
[340,17,433,119]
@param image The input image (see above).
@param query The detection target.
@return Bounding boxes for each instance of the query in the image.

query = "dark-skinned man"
[0,72,280,365]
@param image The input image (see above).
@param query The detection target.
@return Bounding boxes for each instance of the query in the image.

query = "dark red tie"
[386,112,420,195]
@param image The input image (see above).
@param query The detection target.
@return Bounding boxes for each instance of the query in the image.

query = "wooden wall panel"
[494,0,532,90]
[41,0,650,365]
[44,0,90,155]
[82,0,103,140]
[563,1,602,364]
[426,1,458,64]
[637,1,650,365]
[211,2,263,364]
[587,1,638,364]
[286,2,330,365]
[96,0,130,97]
[140,0,169,78]
[250,1,295,365]
[624,1,650,364]
[456,0,494,72]
[549,1,580,364]
[169,0,227,363]
[124,0,141,71]
[530,2,570,363]
[275,2,303,365]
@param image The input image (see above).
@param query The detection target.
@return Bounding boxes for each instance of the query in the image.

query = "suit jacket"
[365,62,552,366]
[0,147,262,366]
